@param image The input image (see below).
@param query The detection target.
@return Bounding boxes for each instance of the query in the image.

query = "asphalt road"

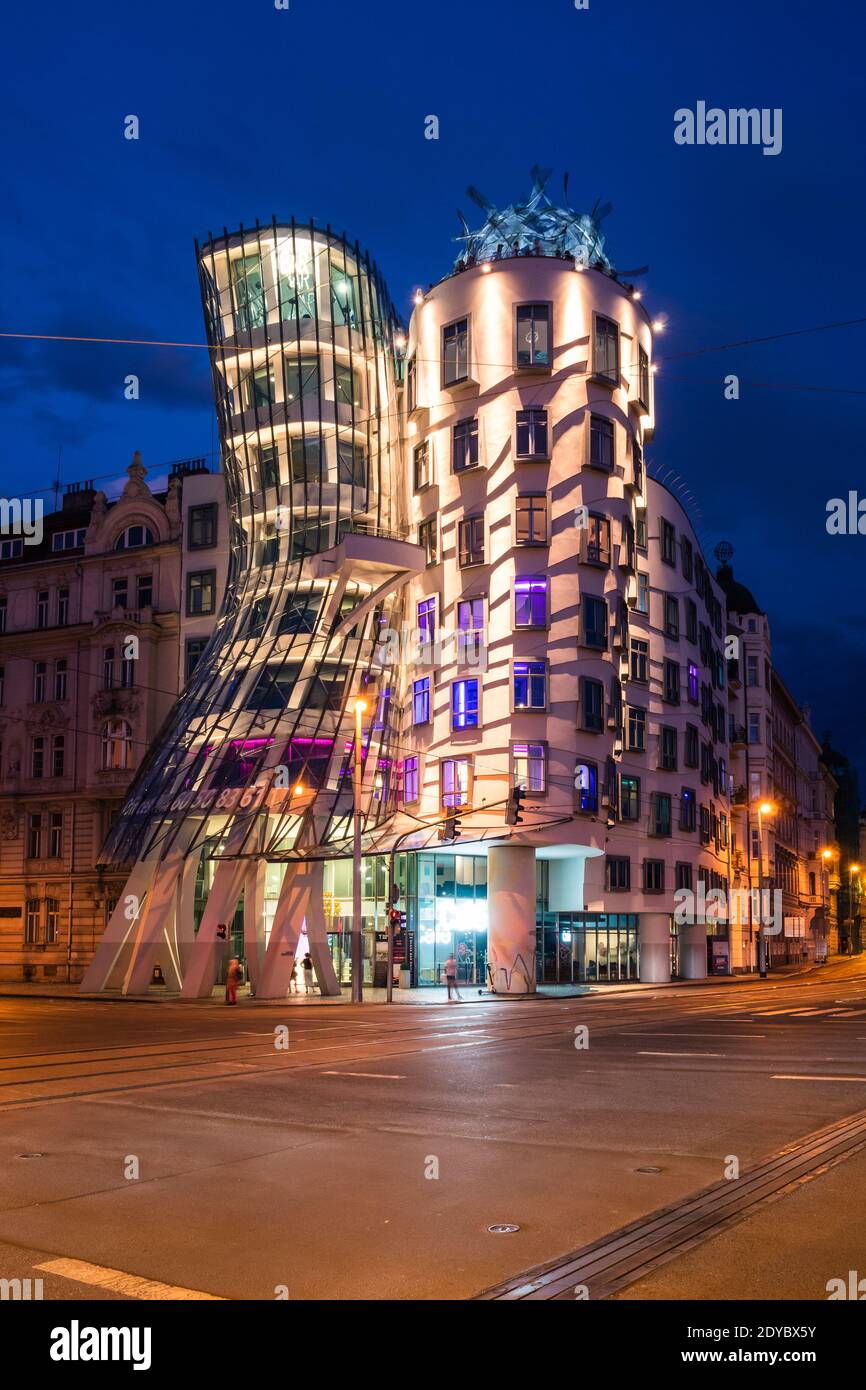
[2,959,866,1300]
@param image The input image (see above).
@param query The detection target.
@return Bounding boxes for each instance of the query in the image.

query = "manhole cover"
[635,1165,662,1174]
[487,1224,520,1234]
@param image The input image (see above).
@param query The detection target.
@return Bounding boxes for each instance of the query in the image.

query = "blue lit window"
[413,677,430,725]
[452,678,479,730]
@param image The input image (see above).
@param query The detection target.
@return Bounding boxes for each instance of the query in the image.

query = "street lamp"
[756,800,777,978]
[351,698,367,1003]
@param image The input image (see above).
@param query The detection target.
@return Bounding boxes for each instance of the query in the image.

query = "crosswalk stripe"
[35,1257,224,1300]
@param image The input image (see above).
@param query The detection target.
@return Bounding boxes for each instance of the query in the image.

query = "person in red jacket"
[225,957,242,1005]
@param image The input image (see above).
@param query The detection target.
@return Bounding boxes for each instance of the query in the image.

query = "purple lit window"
[441,757,470,808]
[451,678,479,730]
[688,661,699,703]
[412,677,430,725]
[403,755,420,803]
[418,597,436,645]
[514,576,547,627]
[513,661,547,710]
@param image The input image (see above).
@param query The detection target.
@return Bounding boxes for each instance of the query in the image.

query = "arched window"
[101,718,132,770]
[114,525,154,551]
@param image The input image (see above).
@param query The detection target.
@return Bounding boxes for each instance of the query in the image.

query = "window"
[675,786,696,834]
[232,253,264,330]
[101,718,133,770]
[103,646,115,690]
[620,775,640,821]
[748,712,761,745]
[746,654,759,687]
[412,677,431,725]
[452,678,479,730]
[0,539,23,559]
[593,315,619,382]
[114,525,155,550]
[404,755,420,804]
[513,660,547,710]
[511,574,548,632]
[515,494,549,545]
[589,414,614,470]
[582,595,608,649]
[25,900,40,943]
[335,363,362,409]
[0,665,4,704]
[279,591,321,636]
[660,726,677,771]
[32,661,47,702]
[664,595,679,639]
[31,736,45,778]
[136,574,153,609]
[583,514,611,566]
[661,518,676,566]
[581,677,605,732]
[188,504,217,549]
[638,345,650,409]
[52,528,86,552]
[636,572,649,615]
[664,660,680,704]
[676,862,693,892]
[607,856,630,891]
[630,638,648,683]
[57,588,69,625]
[283,356,319,404]
[515,303,550,368]
[0,596,6,632]
[260,444,280,489]
[627,706,646,752]
[680,536,693,582]
[187,570,216,616]
[685,598,697,643]
[458,516,484,568]
[185,638,207,678]
[453,418,479,473]
[441,757,471,807]
[516,409,549,460]
[442,318,469,386]
[632,439,644,493]
[28,813,43,858]
[512,741,546,793]
[289,435,324,481]
[36,590,49,629]
[52,735,65,777]
[643,859,665,893]
[687,661,699,704]
[49,812,63,857]
[112,578,128,610]
[575,761,598,814]
[417,596,436,647]
[457,597,485,664]
[45,898,59,943]
[413,441,431,490]
[419,518,438,567]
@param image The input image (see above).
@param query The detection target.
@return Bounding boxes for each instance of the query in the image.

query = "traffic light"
[438,812,461,843]
[506,786,525,826]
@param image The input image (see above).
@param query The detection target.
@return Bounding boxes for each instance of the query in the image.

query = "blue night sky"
[2,0,864,778]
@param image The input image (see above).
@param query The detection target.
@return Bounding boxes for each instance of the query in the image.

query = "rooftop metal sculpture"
[455,165,615,271]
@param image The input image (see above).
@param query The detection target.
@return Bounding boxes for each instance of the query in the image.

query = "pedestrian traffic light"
[506,786,525,826]
[216,923,228,941]
[438,812,461,843]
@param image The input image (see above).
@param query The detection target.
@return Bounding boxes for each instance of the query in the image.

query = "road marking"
[637,1050,724,1058]
[34,1257,224,1300]
[772,1074,866,1083]
[321,1070,405,1079]
[617,1031,766,1039]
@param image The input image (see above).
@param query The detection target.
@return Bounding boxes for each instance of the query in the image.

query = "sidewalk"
[0,965,825,1006]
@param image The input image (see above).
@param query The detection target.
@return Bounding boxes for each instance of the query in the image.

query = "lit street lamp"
[351,698,367,1004]
[756,800,777,978]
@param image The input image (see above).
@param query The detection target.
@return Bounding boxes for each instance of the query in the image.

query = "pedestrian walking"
[443,952,462,1001]
[301,952,315,995]
[289,962,299,994]
[225,957,242,1006]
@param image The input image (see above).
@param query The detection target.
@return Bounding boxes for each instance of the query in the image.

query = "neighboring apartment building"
[83,184,746,1001]
[720,563,839,969]
[0,454,224,982]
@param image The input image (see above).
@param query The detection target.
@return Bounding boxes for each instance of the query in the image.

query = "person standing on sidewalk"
[443,952,462,1001]
[225,957,242,1006]
[301,952,315,995]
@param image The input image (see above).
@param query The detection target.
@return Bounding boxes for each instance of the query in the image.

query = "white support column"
[679,922,708,979]
[180,856,249,1000]
[243,859,268,995]
[639,913,672,983]
[79,855,158,993]
[487,844,537,995]
[258,858,340,999]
